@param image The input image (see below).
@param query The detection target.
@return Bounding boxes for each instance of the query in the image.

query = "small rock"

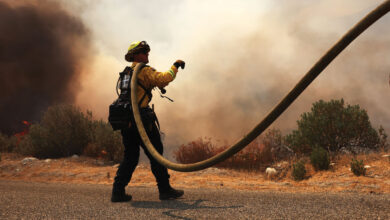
[364,165,371,169]
[330,162,336,166]
[71,154,79,159]
[44,159,52,163]
[265,167,278,178]
[21,157,38,165]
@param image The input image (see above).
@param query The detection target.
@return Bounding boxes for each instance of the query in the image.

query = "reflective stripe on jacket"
[131,62,178,107]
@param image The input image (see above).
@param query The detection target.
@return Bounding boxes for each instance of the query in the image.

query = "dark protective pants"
[112,108,170,193]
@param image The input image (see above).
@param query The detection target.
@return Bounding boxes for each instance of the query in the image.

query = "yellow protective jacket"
[131,62,178,108]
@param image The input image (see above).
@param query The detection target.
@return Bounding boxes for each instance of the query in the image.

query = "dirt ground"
[0,153,389,194]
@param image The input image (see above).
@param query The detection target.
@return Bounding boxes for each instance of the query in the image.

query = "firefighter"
[111,41,185,202]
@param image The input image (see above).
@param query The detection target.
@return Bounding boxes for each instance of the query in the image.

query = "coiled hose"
[131,0,390,172]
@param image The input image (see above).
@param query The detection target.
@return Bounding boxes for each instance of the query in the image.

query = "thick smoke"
[71,0,389,154]
[153,0,390,147]
[0,0,91,134]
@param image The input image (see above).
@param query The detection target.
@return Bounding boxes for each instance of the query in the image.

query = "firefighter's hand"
[173,60,185,69]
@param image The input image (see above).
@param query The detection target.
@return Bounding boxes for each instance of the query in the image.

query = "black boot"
[159,187,184,200]
[111,187,132,203]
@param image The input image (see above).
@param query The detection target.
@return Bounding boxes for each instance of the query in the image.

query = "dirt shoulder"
[0,153,389,194]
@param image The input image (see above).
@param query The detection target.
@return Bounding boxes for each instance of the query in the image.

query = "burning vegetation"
[13,120,31,147]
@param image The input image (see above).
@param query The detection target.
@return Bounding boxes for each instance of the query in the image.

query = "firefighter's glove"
[173,60,185,69]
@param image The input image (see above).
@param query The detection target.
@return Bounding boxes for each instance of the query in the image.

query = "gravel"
[0,180,389,219]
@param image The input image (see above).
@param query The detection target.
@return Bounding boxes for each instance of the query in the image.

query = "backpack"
[108,66,152,130]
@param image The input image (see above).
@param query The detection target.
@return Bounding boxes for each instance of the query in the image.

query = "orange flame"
[22,120,31,126]
[14,121,32,146]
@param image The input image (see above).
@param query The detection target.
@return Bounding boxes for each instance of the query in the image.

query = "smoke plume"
[149,1,390,148]
[70,0,389,154]
[0,0,91,134]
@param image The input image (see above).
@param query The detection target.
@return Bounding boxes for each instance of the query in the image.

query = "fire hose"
[131,0,390,172]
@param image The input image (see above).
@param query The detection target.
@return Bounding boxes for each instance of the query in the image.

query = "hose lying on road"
[131,0,390,172]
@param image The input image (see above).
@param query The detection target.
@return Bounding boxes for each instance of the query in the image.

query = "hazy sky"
[61,0,390,154]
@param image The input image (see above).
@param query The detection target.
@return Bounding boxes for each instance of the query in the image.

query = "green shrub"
[16,133,36,156]
[86,120,123,163]
[14,104,91,158]
[310,146,330,171]
[41,104,92,157]
[0,133,8,152]
[378,126,389,151]
[350,158,366,176]
[0,133,17,152]
[14,104,124,161]
[285,99,380,154]
[292,161,306,181]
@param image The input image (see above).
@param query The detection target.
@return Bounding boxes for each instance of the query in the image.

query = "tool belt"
[140,107,160,130]
[108,101,160,131]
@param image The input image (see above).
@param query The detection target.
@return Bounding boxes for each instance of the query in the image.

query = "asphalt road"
[0,180,389,219]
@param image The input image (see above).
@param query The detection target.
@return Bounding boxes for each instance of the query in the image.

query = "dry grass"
[174,137,278,172]
[0,152,389,194]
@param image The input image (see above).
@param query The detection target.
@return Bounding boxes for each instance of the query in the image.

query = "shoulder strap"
[137,81,153,105]
[117,66,153,106]
[136,65,153,105]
